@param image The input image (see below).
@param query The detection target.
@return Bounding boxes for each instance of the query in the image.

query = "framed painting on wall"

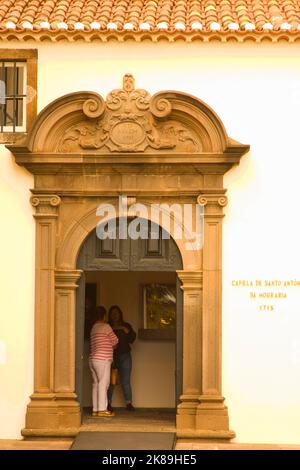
[139,283,176,340]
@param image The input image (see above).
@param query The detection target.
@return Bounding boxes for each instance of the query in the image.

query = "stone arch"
[8,74,249,440]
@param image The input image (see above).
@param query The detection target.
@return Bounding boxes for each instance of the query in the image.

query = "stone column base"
[176,399,197,431]
[176,397,235,440]
[21,393,81,438]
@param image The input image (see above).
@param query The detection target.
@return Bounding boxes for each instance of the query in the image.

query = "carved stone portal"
[8,75,249,440]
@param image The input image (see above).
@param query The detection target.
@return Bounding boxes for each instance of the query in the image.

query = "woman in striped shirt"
[89,305,118,417]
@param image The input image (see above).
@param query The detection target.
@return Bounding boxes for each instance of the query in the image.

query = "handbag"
[110,367,119,385]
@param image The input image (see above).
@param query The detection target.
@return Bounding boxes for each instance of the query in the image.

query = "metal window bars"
[0,61,26,132]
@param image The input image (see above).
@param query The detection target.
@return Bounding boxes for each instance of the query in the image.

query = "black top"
[112,322,136,358]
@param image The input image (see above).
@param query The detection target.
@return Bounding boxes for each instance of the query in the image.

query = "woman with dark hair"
[107,305,136,411]
[89,305,118,417]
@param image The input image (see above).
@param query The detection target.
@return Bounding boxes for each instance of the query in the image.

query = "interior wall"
[83,271,176,409]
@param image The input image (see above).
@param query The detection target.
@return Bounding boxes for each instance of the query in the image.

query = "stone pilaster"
[22,195,81,437]
[30,194,61,395]
[176,270,203,432]
[192,193,234,439]
[54,270,82,395]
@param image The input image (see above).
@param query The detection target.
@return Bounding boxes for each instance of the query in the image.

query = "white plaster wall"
[0,40,300,442]
[83,271,176,409]
[0,147,34,438]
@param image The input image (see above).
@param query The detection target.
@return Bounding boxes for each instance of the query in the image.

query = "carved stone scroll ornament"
[59,74,200,153]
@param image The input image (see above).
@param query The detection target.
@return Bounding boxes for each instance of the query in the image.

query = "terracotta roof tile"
[0,0,300,38]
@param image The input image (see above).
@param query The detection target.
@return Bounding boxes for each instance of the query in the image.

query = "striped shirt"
[89,322,118,361]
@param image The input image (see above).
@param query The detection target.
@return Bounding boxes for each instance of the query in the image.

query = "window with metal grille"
[0,61,26,132]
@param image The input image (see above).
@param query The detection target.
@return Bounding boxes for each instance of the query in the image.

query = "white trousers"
[89,360,111,412]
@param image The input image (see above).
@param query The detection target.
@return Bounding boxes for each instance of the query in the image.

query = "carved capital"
[177,270,203,290]
[197,194,228,207]
[55,269,83,290]
[197,192,228,217]
[30,194,61,218]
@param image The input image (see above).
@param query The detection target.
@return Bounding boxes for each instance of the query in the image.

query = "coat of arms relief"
[59,74,200,153]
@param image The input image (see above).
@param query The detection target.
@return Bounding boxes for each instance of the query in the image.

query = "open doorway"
[82,271,177,411]
[75,223,183,426]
